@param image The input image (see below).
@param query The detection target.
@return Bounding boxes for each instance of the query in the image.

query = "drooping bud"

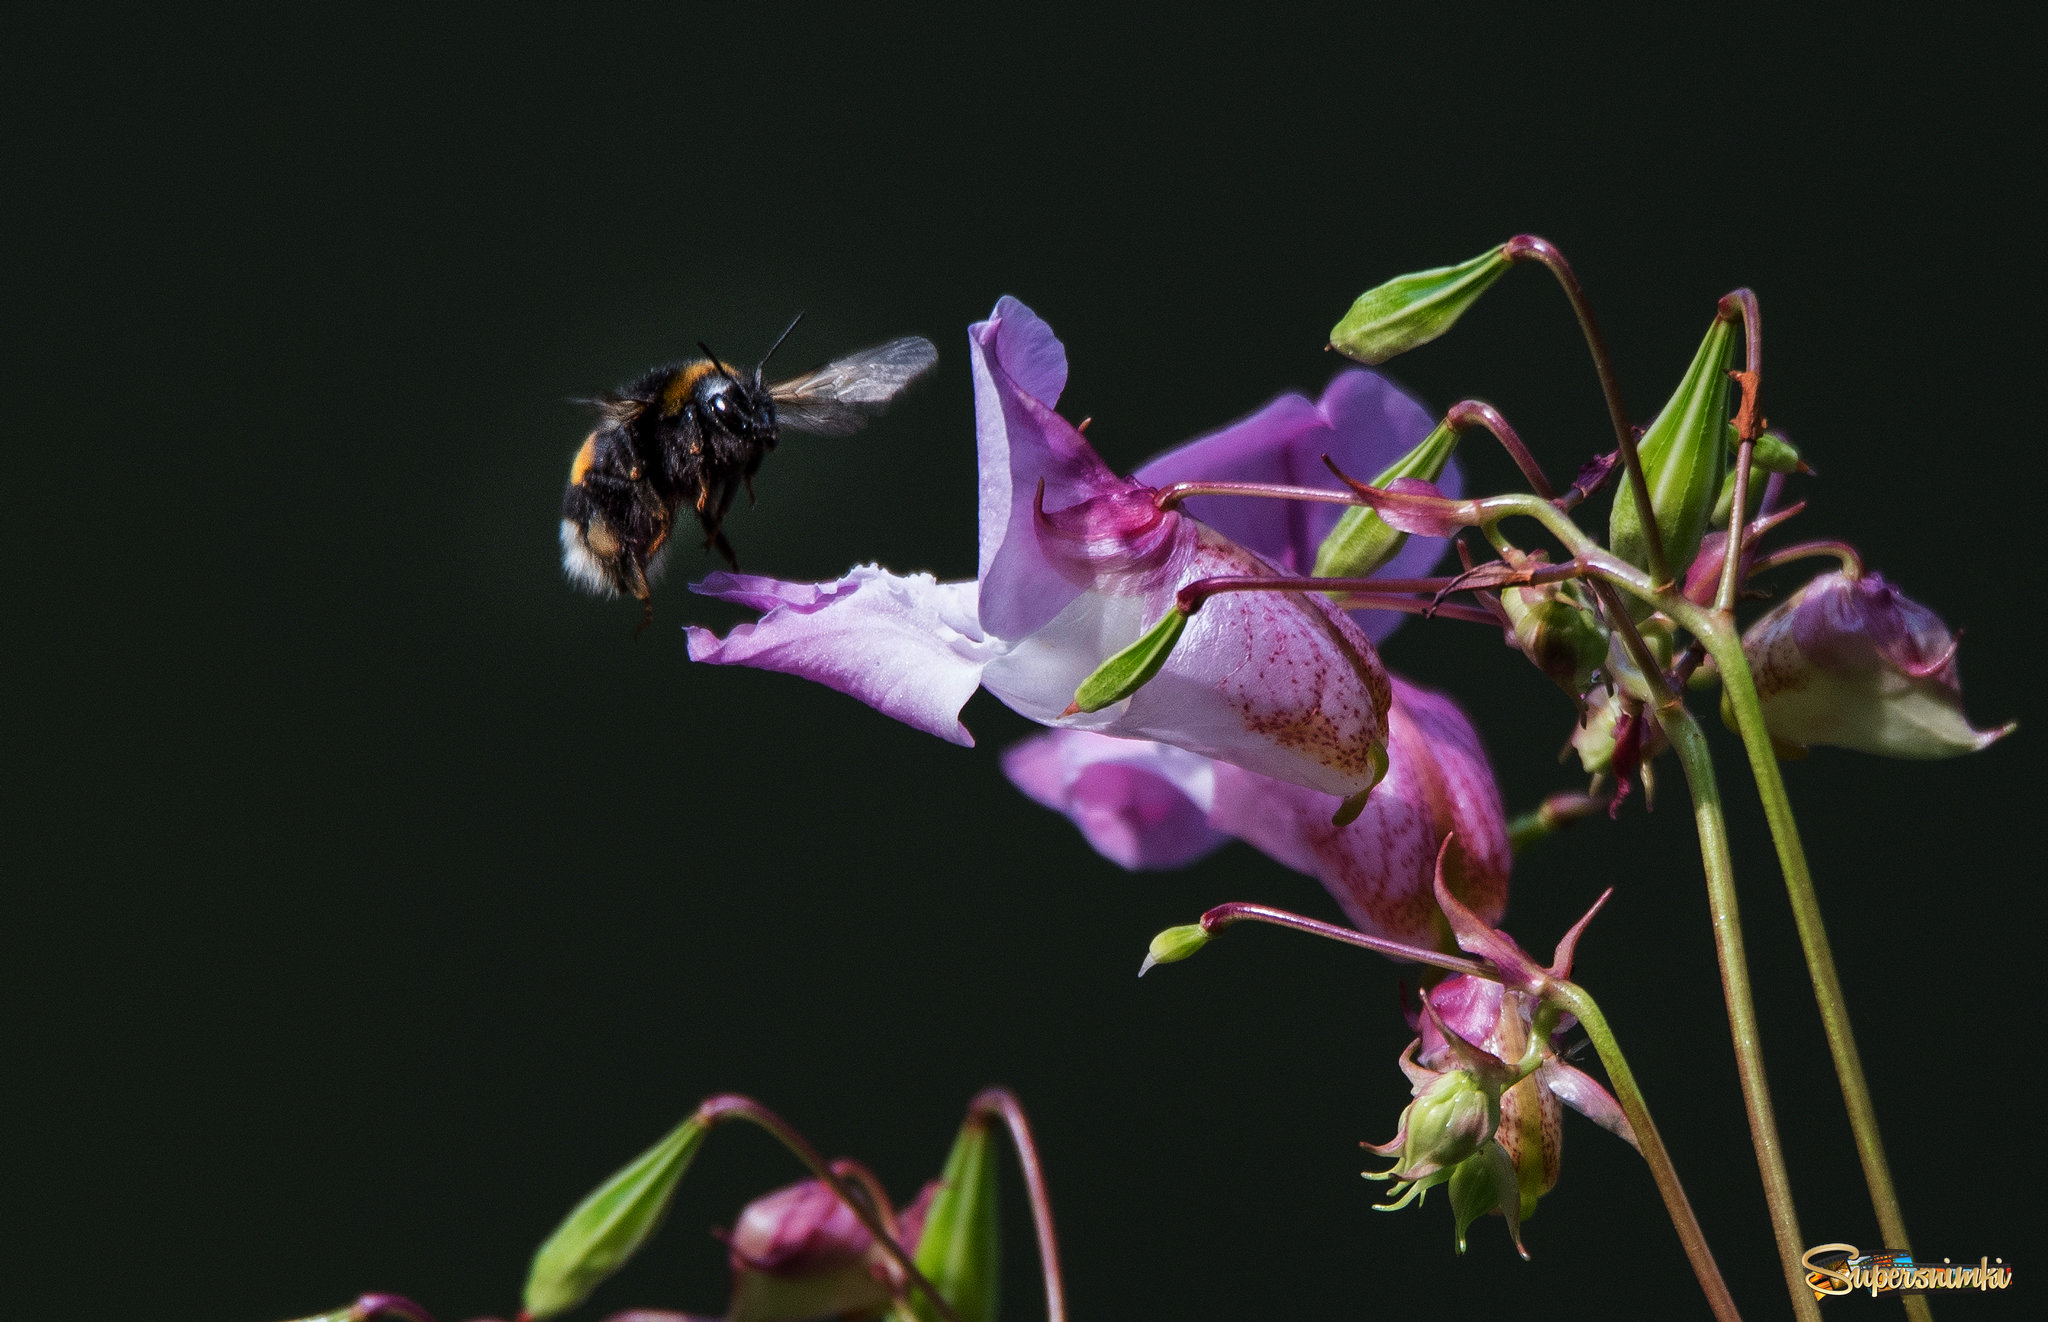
[1330,246,1513,364]
[1448,1140,1527,1258]
[1138,923,1210,975]
[1611,315,1737,581]
[1312,418,1461,579]
[524,1114,710,1319]
[1731,570,2014,758]
[1497,578,1605,697]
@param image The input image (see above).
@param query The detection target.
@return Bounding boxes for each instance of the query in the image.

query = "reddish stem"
[967,1088,1067,1322]
[1196,902,1491,977]
[1446,399,1555,498]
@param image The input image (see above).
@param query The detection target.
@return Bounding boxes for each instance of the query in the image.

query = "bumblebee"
[559,321,937,629]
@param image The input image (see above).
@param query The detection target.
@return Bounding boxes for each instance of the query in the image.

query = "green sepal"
[523,1114,710,1319]
[1312,418,1461,579]
[1330,246,1512,365]
[1070,609,1188,713]
[1138,923,1209,975]
[910,1117,1001,1322]
[1610,316,1737,580]
[1448,1141,1525,1257]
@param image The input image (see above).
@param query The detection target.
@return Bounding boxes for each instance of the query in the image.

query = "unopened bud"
[1330,246,1512,365]
[1611,315,1737,580]
[1365,1067,1500,1192]
[1138,923,1209,976]
[1498,585,1605,696]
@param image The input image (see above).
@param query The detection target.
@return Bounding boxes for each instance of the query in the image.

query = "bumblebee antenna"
[756,311,805,377]
[698,342,739,383]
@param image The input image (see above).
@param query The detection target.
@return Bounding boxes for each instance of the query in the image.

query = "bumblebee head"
[697,369,777,446]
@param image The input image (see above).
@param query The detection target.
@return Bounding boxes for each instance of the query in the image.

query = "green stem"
[1548,981,1743,1322]
[1654,705,1820,1321]
[1687,617,1934,1322]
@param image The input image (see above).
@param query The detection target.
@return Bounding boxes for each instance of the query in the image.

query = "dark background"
[8,8,2041,1321]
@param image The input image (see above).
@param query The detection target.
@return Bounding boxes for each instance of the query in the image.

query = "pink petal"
[983,524,1393,797]
[1539,1060,1639,1150]
[1134,369,1461,642]
[686,566,995,747]
[1004,678,1507,951]
[969,298,1128,640]
[1000,729,1229,870]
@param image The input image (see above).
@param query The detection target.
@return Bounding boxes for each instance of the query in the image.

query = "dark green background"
[9,8,2040,1321]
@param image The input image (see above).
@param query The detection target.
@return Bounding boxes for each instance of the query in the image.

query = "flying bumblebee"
[559,318,937,629]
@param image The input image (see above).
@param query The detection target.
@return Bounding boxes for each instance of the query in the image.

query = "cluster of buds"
[284,1090,1054,1322]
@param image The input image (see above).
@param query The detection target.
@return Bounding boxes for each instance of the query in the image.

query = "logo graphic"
[1801,1244,2013,1299]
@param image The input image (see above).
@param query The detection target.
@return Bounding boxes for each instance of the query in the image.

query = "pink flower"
[686,298,1399,801]
[995,363,1507,945]
[1740,570,2013,758]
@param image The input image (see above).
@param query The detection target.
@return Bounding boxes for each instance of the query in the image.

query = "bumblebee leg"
[710,530,739,570]
[744,473,757,506]
[622,552,656,638]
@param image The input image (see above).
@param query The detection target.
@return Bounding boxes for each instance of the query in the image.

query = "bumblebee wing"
[768,335,938,436]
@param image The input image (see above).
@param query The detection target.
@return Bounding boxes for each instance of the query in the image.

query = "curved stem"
[694,1096,965,1322]
[1504,234,1668,585]
[1654,704,1820,1322]
[1686,618,1932,1322]
[1548,982,1744,1322]
[1196,902,1490,977]
[967,1088,1067,1322]
[1747,540,1863,579]
[1446,398,1555,497]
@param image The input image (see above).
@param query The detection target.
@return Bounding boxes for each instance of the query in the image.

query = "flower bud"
[1364,1053,1501,1201]
[1498,582,1605,696]
[1138,923,1210,975]
[907,1115,1001,1322]
[1312,418,1461,579]
[727,1177,905,1322]
[1330,246,1513,364]
[1732,570,2014,758]
[524,1114,709,1320]
[1610,315,1737,580]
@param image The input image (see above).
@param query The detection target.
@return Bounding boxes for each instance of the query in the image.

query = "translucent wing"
[768,335,938,436]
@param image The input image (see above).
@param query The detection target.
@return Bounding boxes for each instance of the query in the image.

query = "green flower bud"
[1448,1140,1527,1258]
[523,1115,710,1319]
[1611,315,1737,580]
[1138,923,1209,976]
[1498,584,1605,696]
[909,1116,1001,1322]
[1330,246,1512,365]
[1365,1068,1499,1195]
[1312,418,1461,579]
[1710,429,1802,525]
